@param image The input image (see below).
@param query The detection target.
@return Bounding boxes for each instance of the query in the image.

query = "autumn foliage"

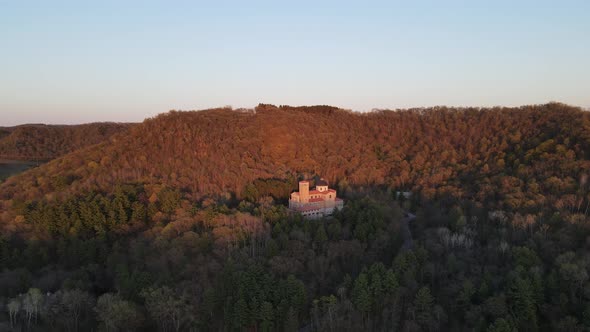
[2,103,589,210]
[0,122,132,160]
[1,103,590,331]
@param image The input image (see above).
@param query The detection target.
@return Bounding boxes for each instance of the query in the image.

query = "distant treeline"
[2,102,589,210]
[0,122,133,161]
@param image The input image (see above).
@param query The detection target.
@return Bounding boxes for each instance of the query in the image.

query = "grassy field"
[0,159,40,182]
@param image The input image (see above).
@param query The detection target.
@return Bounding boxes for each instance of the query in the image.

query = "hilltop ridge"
[2,103,589,209]
[1,103,590,331]
[0,122,133,161]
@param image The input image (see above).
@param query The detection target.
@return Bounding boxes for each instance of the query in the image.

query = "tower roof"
[316,179,328,186]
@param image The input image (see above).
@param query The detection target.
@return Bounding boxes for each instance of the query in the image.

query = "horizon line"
[2,101,588,127]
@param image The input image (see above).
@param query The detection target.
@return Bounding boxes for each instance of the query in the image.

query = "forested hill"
[2,103,589,208]
[2,103,590,331]
[0,122,133,160]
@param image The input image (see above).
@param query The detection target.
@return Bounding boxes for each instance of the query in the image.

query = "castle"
[289,179,344,219]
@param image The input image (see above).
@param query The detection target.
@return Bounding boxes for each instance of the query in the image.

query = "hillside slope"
[1,103,590,331]
[1,103,589,211]
[0,122,133,160]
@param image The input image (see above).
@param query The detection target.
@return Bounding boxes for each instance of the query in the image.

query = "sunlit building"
[289,179,344,219]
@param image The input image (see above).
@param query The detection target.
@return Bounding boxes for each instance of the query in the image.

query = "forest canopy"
[0,103,590,331]
[0,122,132,161]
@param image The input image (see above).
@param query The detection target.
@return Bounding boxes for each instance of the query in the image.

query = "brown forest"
[2,103,589,209]
[1,103,590,331]
[0,122,133,161]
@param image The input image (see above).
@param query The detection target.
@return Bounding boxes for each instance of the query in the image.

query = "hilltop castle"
[289,179,344,219]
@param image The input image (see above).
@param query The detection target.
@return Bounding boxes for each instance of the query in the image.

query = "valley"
[0,159,41,182]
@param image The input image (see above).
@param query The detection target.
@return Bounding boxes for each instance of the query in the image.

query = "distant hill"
[2,103,590,331]
[1,103,589,209]
[0,122,133,161]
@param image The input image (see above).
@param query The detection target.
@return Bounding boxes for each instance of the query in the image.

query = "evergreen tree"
[508,275,538,331]
[284,307,299,332]
[259,301,274,332]
[414,286,435,330]
[352,272,372,315]
[233,296,249,330]
[583,304,590,329]
[487,318,516,332]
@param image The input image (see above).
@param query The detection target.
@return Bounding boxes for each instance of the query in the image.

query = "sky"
[1,0,589,125]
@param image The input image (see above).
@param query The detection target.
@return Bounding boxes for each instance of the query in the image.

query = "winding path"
[401,212,416,251]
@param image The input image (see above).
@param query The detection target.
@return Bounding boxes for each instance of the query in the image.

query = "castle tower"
[299,180,310,203]
[289,177,343,219]
[316,178,328,192]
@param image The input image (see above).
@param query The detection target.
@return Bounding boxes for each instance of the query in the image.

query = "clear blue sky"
[1,0,589,125]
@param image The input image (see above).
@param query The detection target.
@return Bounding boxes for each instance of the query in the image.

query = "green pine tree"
[260,301,274,332]
[414,286,434,329]
[487,318,515,332]
[284,307,299,332]
[352,272,372,316]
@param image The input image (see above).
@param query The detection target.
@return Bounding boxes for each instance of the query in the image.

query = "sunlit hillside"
[1,103,590,331]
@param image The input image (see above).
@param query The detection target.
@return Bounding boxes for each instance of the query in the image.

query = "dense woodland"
[0,123,132,161]
[0,103,590,331]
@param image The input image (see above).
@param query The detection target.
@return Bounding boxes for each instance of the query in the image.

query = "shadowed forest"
[0,123,132,161]
[1,103,590,331]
